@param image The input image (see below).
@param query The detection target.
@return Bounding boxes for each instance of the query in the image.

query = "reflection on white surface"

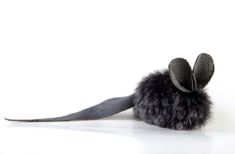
[1,107,235,154]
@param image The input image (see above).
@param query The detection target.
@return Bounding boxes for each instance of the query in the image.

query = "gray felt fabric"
[5,94,134,122]
[193,53,214,89]
[168,58,193,93]
[168,53,214,93]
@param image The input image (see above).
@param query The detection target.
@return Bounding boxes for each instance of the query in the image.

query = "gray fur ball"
[133,70,212,130]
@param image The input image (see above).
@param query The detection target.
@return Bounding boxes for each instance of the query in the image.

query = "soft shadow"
[4,114,209,138]
[5,105,233,136]
[103,112,134,120]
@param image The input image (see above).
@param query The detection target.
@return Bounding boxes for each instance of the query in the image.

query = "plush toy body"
[5,53,214,130]
[134,71,211,130]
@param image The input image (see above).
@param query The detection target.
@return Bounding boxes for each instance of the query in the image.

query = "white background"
[1,0,235,154]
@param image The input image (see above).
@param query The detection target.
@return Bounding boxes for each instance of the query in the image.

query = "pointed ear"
[169,58,193,93]
[193,53,215,89]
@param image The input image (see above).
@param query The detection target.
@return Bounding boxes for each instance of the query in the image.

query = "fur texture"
[133,70,212,130]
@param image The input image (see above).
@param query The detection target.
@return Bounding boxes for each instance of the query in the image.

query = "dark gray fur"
[133,70,212,130]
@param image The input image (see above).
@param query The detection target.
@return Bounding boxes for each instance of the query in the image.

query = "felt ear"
[169,58,193,93]
[193,53,214,89]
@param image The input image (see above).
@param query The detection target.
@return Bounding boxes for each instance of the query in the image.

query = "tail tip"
[4,118,15,121]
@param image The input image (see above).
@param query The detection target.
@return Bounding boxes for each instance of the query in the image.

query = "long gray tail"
[5,94,134,122]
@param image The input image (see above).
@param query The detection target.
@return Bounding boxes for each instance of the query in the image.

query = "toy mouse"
[5,53,215,130]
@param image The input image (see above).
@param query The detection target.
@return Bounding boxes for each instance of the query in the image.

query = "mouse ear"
[169,58,193,93]
[193,53,215,90]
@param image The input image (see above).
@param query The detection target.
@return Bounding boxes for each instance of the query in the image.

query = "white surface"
[1,108,235,154]
[1,0,235,154]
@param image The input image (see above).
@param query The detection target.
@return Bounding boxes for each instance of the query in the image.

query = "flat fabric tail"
[5,94,134,122]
